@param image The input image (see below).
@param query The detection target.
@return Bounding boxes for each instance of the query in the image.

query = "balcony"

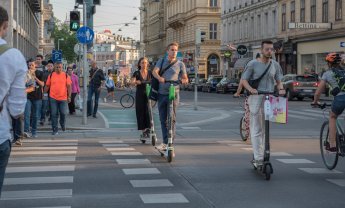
[167,13,185,29]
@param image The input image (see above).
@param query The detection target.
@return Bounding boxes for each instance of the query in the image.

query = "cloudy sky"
[49,0,141,40]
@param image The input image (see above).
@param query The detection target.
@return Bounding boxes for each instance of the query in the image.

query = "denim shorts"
[332,94,345,115]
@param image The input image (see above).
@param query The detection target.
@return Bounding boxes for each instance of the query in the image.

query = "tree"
[51,18,78,63]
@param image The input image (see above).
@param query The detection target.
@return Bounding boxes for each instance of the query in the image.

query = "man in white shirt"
[0,6,27,195]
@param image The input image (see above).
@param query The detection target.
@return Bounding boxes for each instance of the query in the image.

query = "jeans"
[24,99,42,136]
[0,140,11,197]
[87,86,101,116]
[41,98,50,121]
[50,98,67,133]
[248,95,265,161]
[12,116,23,142]
[68,93,77,114]
[157,93,179,144]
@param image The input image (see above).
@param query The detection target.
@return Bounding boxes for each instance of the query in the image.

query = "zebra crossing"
[100,140,190,204]
[0,138,77,207]
[220,140,345,188]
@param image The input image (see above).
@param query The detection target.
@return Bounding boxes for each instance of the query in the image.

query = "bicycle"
[238,95,250,142]
[155,80,180,163]
[312,103,345,170]
[120,87,135,108]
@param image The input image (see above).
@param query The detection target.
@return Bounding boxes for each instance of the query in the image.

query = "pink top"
[71,73,80,93]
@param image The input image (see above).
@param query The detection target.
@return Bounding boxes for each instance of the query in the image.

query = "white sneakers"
[103,98,107,103]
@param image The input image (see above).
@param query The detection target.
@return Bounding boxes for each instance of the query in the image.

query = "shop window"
[300,0,305,22]
[322,0,328,23]
[290,1,295,22]
[311,0,316,23]
[282,4,286,31]
[336,0,342,21]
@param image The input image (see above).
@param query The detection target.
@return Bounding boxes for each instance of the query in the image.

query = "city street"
[1,90,344,208]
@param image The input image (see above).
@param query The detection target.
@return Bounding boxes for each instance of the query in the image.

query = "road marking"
[271,152,293,157]
[6,166,75,173]
[111,152,143,156]
[98,111,109,128]
[22,143,78,146]
[180,112,230,126]
[140,193,189,204]
[299,168,343,174]
[276,159,315,164]
[228,144,251,147]
[288,114,316,120]
[116,159,151,165]
[108,121,136,125]
[217,140,245,144]
[181,127,201,130]
[326,179,345,187]
[122,168,161,175]
[9,156,76,163]
[130,179,173,188]
[241,148,253,151]
[11,151,77,155]
[99,140,123,144]
[0,189,73,200]
[31,207,71,208]
[13,147,78,150]
[4,176,73,185]
[288,110,323,118]
[106,147,135,151]
[24,139,78,143]
[102,144,129,147]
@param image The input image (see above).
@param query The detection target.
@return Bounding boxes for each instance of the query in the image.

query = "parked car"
[216,78,239,94]
[186,78,195,91]
[194,78,207,91]
[282,74,319,101]
[202,76,223,93]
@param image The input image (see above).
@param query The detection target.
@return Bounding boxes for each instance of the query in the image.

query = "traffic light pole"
[82,0,88,125]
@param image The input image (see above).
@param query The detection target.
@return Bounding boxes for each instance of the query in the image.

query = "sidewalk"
[37,110,107,132]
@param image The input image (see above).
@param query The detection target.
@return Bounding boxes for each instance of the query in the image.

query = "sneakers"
[52,131,59,135]
[32,134,38,138]
[14,140,22,146]
[325,142,337,152]
[61,126,66,132]
[112,100,117,103]
[23,132,31,138]
[104,97,107,103]
[93,114,97,118]
[39,120,44,126]
[156,143,167,151]
[251,159,264,168]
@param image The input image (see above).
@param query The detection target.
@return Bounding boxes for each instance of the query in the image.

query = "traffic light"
[70,11,80,31]
[93,0,101,5]
[200,31,206,42]
[75,0,83,4]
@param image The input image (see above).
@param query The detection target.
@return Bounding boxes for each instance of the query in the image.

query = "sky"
[49,0,141,40]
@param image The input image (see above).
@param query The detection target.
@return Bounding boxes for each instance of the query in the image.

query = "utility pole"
[82,0,88,125]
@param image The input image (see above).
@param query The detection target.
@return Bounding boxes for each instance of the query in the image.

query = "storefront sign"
[340,42,345,48]
[224,51,232,58]
[237,45,248,56]
[288,22,332,29]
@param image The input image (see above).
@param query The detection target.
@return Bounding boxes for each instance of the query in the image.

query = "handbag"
[248,61,272,90]
[149,59,177,101]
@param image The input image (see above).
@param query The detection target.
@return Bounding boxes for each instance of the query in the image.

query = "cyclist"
[240,40,285,167]
[312,53,345,152]
[152,42,188,151]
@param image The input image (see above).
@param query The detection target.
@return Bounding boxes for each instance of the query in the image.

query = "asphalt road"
[1,89,344,208]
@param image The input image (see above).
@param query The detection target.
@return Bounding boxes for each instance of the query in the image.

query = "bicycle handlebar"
[311,103,332,109]
[165,80,181,84]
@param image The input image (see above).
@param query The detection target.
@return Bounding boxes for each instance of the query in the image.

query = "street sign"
[224,51,232,58]
[340,42,345,48]
[76,26,94,44]
[52,49,62,62]
[237,45,248,56]
[74,43,82,55]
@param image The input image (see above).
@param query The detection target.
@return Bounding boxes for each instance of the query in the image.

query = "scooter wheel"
[160,152,164,157]
[141,140,146,144]
[167,150,173,163]
[264,164,272,181]
[151,135,156,146]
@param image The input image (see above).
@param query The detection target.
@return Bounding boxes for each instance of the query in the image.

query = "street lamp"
[58,38,64,50]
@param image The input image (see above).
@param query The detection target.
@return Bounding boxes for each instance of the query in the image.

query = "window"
[291,1,295,22]
[311,0,316,22]
[300,0,305,22]
[336,0,342,20]
[322,0,328,22]
[210,23,217,39]
[282,4,286,31]
[210,0,217,7]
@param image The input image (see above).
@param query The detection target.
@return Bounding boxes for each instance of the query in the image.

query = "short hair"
[167,42,179,50]
[47,60,54,64]
[0,6,8,28]
[256,53,261,59]
[108,70,112,75]
[36,54,43,59]
[261,40,273,48]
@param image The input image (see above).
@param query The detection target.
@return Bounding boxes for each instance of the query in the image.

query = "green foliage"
[51,18,78,63]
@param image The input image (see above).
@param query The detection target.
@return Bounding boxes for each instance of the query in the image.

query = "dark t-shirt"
[89,68,105,88]
[27,70,44,100]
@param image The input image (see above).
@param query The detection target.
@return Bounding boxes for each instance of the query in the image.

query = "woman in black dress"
[131,57,151,137]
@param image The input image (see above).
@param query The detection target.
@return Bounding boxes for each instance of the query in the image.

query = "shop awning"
[233,58,252,70]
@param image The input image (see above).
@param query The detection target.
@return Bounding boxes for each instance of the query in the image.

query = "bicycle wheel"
[120,94,135,108]
[240,116,248,141]
[320,121,338,170]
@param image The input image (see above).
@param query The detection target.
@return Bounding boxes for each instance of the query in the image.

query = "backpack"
[0,44,12,113]
[331,67,345,96]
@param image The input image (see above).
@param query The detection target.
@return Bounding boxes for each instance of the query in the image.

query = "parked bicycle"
[312,103,345,170]
[120,86,157,109]
[238,95,250,142]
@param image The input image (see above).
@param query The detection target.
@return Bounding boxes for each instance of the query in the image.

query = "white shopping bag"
[268,96,288,124]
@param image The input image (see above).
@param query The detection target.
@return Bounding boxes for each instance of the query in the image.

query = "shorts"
[107,87,114,93]
[332,94,345,115]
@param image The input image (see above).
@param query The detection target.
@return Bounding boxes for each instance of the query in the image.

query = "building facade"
[166,0,222,78]
[221,0,278,77]
[140,0,167,63]
[1,0,41,59]
[278,0,345,75]
[38,0,54,59]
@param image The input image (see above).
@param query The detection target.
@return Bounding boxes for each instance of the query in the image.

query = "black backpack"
[331,67,345,96]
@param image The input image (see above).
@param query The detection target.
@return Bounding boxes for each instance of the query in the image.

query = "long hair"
[137,57,148,70]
